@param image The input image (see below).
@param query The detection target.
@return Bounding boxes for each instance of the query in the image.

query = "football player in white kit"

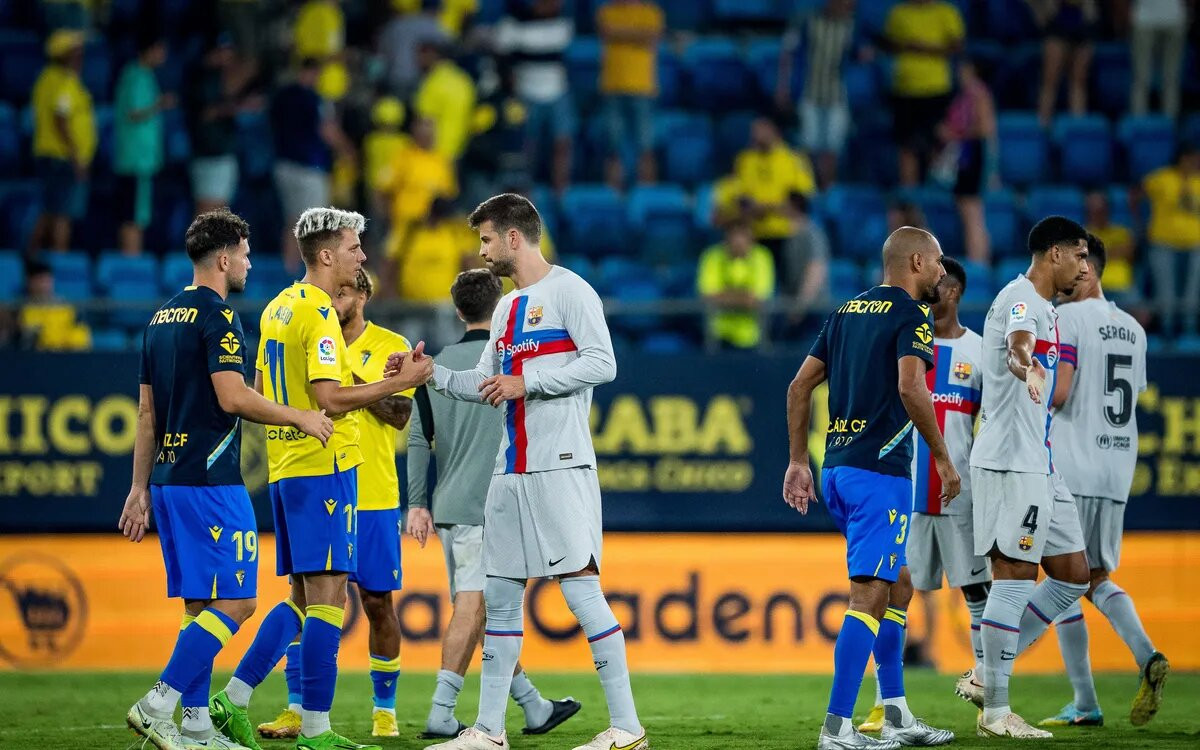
[405,194,647,750]
[1037,233,1168,728]
[966,217,1093,739]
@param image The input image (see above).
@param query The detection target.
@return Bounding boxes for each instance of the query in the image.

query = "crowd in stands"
[0,0,1198,355]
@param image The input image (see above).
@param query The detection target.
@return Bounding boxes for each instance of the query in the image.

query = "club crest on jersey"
[317,336,337,365]
[1010,302,1028,322]
[361,350,372,366]
[1018,535,1034,551]
[527,305,543,325]
[953,362,972,380]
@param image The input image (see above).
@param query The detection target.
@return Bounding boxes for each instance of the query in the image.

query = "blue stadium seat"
[843,61,883,113]
[746,39,784,102]
[244,255,295,300]
[829,258,863,300]
[596,257,652,294]
[560,185,628,257]
[93,105,114,174]
[712,0,786,22]
[682,38,756,111]
[1091,44,1133,118]
[0,33,41,104]
[0,102,18,176]
[1118,114,1176,181]
[1025,185,1085,224]
[556,253,594,284]
[997,112,1049,187]
[43,251,93,301]
[658,261,698,297]
[983,189,1021,257]
[1052,115,1113,186]
[96,252,159,293]
[959,259,995,303]
[857,0,898,40]
[82,40,113,101]
[908,187,962,256]
[658,113,715,186]
[1105,185,1137,230]
[528,185,559,239]
[641,331,693,354]
[628,185,693,265]
[161,253,193,293]
[0,248,22,301]
[162,106,191,165]
[477,0,505,23]
[608,277,664,335]
[564,37,601,108]
[0,180,41,250]
[985,0,1038,42]
[822,184,888,261]
[714,110,756,168]
[662,0,712,30]
[995,258,1028,287]
[91,328,132,351]
[1182,112,1200,147]
[657,44,682,108]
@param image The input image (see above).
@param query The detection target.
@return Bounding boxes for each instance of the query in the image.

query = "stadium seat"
[997,112,1049,187]
[82,40,113,102]
[162,106,191,165]
[907,187,962,256]
[528,185,559,238]
[959,259,995,303]
[821,184,888,261]
[1105,185,1137,230]
[857,0,898,40]
[746,39,784,102]
[477,0,505,24]
[0,102,18,176]
[658,113,715,186]
[1091,43,1133,118]
[160,253,193,293]
[715,110,757,168]
[608,277,665,335]
[1052,115,1113,186]
[662,0,711,31]
[829,258,863,300]
[712,0,785,23]
[91,328,131,351]
[628,185,693,265]
[1026,185,1085,225]
[682,38,756,111]
[0,248,22,301]
[560,185,628,258]
[657,261,698,297]
[244,255,294,300]
[657,44,683,108]
[96,253,159,293]
[93,106,114,175]
[843,60,883,113]
[556,254,594,284]
[641,331,693,354]
[983,189,1021,257]
[0,180,40,250]
[43,251,93,301]
[565,37,602,108]
[0,33,41,104]
[1118,114,1176,181]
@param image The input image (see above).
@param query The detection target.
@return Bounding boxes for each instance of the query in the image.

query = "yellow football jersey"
[257,282,363,481]
[346,322,413,511]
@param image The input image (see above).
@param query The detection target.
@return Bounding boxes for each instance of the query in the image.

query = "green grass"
[1,670,1197,749]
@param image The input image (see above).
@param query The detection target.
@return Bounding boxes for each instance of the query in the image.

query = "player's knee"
[889,569,915,609]
[1085,569,1109,600]
[483,577,525,622]
[215,597,257,625]
[360,591,397,624]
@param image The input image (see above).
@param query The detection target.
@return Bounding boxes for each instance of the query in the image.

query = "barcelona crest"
[953,361,972,381]
[527,306,543,326]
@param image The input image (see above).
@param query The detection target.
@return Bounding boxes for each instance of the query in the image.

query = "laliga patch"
[1010,302,1028,322]
[318,336,337,365]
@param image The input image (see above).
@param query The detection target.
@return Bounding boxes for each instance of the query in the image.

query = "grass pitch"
[1,670,1196,749]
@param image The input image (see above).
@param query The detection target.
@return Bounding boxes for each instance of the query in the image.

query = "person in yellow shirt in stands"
[294,0,349,101]
[730,118,816,258]
[382,115,458,259]
[18,261,90,350]
[1084,190,1139,304]
[1144,145,1200,337]
[884,0,965,186]
[414,41,476,161]
[697,221,776,350]
[597,0,663,189]
[30,30,96,253]
[392,0,478,38]
[364,97,410,248]
[385,197,476,302]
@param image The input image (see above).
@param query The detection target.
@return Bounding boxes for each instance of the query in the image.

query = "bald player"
[785,227,958,750]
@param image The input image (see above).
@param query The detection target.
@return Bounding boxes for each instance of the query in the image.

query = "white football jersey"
[971,275,1060,475]
[912,329,982,515]
[432,266,616,475]
[1050,298,1147,501]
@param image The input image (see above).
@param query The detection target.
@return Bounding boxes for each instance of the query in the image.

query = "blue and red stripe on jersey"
[914,344,981,514]
[1033,324,1060,473]
[1059,343,1077,367]
[499,295,577,473]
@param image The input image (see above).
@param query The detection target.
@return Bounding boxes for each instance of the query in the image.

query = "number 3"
[894,514,909,544]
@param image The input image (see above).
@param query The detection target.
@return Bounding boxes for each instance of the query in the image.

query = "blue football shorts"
[151,484,259,600]
[822,466,913,582]
[348,507,402,593]
[270,466,358,576]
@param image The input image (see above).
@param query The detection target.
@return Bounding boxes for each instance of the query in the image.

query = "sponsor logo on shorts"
[209,526,223,543]
[324,498,337,515]
[888,509,897,524]
[235,570,245,586]
[548,556,566,567]
[970,566,987,577]
[317,336,337,365]
[1018,535,1034,551]
[1096,434,1131,450]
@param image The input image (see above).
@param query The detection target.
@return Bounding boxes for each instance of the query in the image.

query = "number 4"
[1021,505,1039,533]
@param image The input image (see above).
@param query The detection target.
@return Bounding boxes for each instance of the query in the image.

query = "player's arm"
[1051,361,1075,409]
[405,386,435,548]
[353,372,414,429]
[898,355,961,503]
[311,365,427,417]
[427,310,501,403]
[211,371,333,445]
[1006,330,1047,403]
[118,384,156,543]
[783,355,826,514]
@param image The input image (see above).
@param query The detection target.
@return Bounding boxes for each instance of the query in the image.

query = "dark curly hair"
[185,208,250,263]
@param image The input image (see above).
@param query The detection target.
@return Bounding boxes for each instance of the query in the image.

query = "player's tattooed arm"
[367,395,413,430]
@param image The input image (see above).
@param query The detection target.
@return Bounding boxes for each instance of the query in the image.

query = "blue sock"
[161,609,239,693]
[232,600,304,689]
[301,605,344,713]
[369,654,402,711]
[827,611,880,719]
[284,641,302,707]
[873,607,907,699]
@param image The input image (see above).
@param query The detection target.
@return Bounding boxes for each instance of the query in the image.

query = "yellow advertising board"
[1,533,1196,673]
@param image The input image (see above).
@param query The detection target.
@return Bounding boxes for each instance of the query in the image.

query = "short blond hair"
[295,207,366,266]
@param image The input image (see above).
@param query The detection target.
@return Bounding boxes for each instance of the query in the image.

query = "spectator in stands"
[1130,0,1188,118]
[729,118,817,262]
[596,0,664,189]
[293,0,350,102]
[393,0,478,39]
[364,96,410,244]
[29,30,95,254]
[494,0,575,191]
[383,197,474,302]
[1143,144,1200,337]
[381,115,458,271]
[379,0,449,98]
[779,193,831,336]
[884,0,965,187]
[697,220,776,350]
[18,261,90,350]
[187,34,259,215]
[114,33,175,256]
[1084,190,1139,303]
[414,40,477,161]
[937,58,996,262]
[1029,0,1097,125]
[271,57,356,266]
[777,0,856,189]
[461,89,532,204]
[218,0,262,57]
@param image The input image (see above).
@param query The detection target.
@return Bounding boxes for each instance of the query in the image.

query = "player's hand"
[294,408,334,447]
[407,507,434,548]
[935,455,961,505]
[479,374,526,406]
[782,460,817,515]
[1026,360,1047,404]
[118,486,152,542]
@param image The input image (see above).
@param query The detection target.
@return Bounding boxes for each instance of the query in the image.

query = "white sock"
[1054,601,1099,712]
[224,676,253,709]
[1017,577,1089,654]
[883,697,914,728]
[301,709,330,737]
[142,680,182,719]
[561,575,641,734]
[288,702,302,714]
[475,577,525,737]
[510,670,553,728]
[428,669,464,730]
[964,593,988,675]
[181,706,214,740]
[1093,580,1156,669]
[980,579,1035,725]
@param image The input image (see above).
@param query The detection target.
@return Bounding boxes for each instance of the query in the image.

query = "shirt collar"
[460,329,490,343]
